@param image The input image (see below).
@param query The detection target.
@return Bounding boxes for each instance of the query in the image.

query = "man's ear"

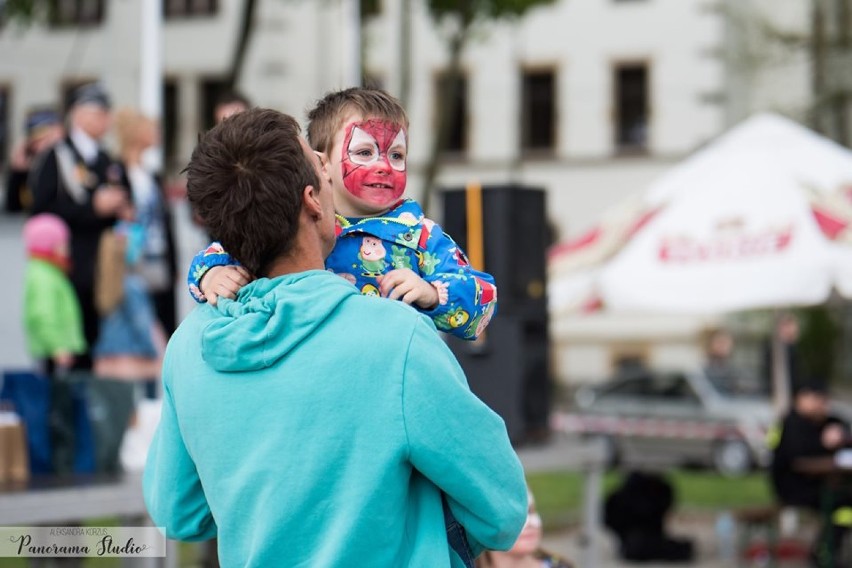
[303,185,322,220]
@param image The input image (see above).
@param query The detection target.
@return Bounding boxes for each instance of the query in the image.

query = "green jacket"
[144,270,527,567]
[23,258,87,358]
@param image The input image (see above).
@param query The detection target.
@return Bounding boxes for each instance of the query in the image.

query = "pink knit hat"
[23,213,70,255]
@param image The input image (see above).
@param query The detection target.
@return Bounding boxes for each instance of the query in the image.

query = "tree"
[723,0,852,145]
[416,0,555,214]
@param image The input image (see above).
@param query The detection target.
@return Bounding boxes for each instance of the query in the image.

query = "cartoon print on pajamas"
[358,236,388,277]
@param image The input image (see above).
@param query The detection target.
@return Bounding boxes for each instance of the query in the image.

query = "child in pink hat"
[22,213,87,473]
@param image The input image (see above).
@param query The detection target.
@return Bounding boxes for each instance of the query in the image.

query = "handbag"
[94,227,127,316]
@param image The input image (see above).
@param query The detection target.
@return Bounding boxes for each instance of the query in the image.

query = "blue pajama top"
[187,199,498,340]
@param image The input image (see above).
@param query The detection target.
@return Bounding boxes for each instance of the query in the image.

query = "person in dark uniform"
[29,82,132,370]
[771,380,852,567]
[4,107,64,213]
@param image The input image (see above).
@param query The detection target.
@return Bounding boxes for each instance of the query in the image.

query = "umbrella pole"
[771,310,791,417]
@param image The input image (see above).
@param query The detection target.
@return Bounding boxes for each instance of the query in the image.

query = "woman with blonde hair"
[93,109,176,397]
[113,108,177,341]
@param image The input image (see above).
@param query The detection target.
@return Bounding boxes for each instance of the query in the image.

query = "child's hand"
[200,265,253,305]
[377,269,439,310]
[52,351,74,369]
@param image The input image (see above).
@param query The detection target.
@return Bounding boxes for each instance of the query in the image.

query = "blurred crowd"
[5,81,252,477]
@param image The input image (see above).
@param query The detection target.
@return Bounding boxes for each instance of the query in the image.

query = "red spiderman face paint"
[341,120,407,210]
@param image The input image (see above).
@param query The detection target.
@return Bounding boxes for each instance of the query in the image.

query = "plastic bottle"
[715,510,736,564]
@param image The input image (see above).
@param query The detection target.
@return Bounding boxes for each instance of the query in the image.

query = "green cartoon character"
[359,236,388,277]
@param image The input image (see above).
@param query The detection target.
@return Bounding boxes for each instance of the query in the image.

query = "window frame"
[519,64,558,158]
[612,59,652,155]
[432,68,470,159]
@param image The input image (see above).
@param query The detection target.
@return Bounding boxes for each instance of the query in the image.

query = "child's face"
[328,112,408,217]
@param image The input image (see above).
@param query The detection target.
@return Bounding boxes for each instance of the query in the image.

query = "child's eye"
[390,151,405,161]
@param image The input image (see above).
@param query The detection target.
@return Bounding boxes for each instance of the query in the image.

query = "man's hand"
[823,424,846,450]
[93,185,130,217]
[200,265,253,305]
[377,269,439,309]
[10,141,30,170]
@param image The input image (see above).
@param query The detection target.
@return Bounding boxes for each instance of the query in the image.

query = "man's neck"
[69,127,99,163]
[265,242,325,278]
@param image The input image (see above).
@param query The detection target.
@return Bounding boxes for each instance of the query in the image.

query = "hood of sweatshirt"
[201,270,355,372]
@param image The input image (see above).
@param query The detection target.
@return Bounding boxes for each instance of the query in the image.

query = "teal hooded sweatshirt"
[144,270,527,567]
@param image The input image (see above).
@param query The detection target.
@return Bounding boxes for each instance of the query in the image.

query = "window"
[649,375,701,405]
[435,71,468,155]
[0,87,9,169]
[614,63,649,152]
[165,0,218,19]
[200,77,229,131]
[520,68,556,154]
[48,0,105,27]
[163,80,179,173]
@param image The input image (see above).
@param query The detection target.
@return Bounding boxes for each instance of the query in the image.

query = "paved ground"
[518,435,815,568]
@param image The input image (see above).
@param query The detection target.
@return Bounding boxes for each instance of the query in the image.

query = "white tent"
[549,113,852,316]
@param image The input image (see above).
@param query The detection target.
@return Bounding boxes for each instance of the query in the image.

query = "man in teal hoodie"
[143,108,528,567]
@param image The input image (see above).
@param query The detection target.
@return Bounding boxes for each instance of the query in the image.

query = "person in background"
[22,213,87,474]
[476,487,574,568]
[213,90,251,125]
[770,380,852,567]
[763,312,805,398]
[29,82,132,370]
[703,328,743,395]
[603,470,694,563]
[5,107,64,213]
[113,108,178,337]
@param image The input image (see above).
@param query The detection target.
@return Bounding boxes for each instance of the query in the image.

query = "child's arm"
[402,219,498,340]
[186,242,252,304]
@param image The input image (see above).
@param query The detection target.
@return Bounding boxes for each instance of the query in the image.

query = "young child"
[22,213,87,473]
[186,88,497,566]
[188,87,497,341]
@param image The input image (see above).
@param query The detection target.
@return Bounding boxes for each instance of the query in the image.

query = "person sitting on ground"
[143,108,528,567]
[603,470,694,563]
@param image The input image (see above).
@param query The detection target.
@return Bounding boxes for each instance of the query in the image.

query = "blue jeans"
[443,494,474,568]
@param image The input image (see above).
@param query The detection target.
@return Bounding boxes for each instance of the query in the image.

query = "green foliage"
[797,305,841,382]
[2,0,41,24]
[527,469,774,532]
[426,0,555,26]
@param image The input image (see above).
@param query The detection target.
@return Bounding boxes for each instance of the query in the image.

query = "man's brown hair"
[306,87,409,155]
[186,108,320,277]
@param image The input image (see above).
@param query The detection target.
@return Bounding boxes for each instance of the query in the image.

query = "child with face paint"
[187,87,498,341]
[185,88,500,568]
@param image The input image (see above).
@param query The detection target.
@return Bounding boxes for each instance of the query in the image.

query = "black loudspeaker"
[442,186,548,319]
[441,185,551,445]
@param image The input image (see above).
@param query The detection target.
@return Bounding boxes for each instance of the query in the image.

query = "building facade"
[0,0,824,383]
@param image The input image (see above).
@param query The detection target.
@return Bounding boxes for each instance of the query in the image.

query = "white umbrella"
[548,113,852,411]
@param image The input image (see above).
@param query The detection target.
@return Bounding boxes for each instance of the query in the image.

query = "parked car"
[558,370,775,476]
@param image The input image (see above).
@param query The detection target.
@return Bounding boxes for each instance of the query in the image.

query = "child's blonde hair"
[306,87,409,155]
